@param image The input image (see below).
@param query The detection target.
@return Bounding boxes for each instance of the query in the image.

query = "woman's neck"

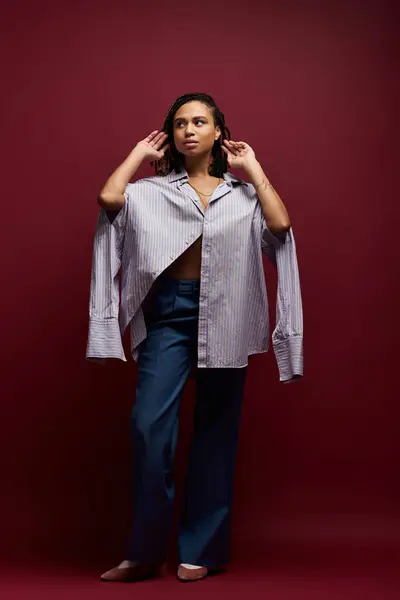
[184,155,214,179]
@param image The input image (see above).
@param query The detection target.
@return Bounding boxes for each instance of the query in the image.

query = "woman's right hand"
[134,130,169,162]
[97,130,169,211]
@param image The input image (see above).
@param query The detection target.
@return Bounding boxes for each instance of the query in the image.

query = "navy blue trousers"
[126,276,248,566]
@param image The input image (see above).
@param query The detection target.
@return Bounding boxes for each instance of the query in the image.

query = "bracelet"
[255,179,273,191]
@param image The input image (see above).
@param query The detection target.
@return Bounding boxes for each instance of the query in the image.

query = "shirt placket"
[180,179,232,367]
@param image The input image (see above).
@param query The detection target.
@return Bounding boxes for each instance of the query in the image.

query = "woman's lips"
[183,141,198,146]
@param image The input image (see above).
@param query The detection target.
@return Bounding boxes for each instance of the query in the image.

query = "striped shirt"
[86,167,303,382]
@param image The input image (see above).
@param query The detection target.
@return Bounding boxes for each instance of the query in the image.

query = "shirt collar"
[166,167,248,187]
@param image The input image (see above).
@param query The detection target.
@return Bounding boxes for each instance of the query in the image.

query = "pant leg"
[178,365,248,567]
[126,277,200,563]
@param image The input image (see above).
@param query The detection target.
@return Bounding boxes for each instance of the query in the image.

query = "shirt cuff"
[273,335,303,382]
[86,316,127,362]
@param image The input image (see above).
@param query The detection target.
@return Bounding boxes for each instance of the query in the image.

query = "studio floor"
[1,559,399,600]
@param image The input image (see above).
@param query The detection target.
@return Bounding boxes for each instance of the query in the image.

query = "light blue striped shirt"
[86,167,303,382]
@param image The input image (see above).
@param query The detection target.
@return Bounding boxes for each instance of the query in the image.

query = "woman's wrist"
[244,160,271,190]
[255,179,273,191]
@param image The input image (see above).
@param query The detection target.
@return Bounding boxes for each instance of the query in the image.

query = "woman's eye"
[176,120,205,127]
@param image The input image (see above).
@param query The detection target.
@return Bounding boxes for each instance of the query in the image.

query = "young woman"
[88,92,303,583]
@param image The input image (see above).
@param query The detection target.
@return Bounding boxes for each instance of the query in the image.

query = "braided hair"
[152,93,231,177]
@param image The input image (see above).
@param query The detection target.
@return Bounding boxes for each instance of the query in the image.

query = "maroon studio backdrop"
[1,0,398,569]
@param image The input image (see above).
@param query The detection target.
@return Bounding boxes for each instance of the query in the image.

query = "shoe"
[176,563,225,583]
[100,561,164,582]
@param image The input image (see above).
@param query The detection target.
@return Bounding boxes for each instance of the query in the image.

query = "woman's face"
[172,101,221,157]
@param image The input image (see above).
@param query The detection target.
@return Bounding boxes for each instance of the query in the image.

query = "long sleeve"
[261,219,304,383]
[86,200,128,364]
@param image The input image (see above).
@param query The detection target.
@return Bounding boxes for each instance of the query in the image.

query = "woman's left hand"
[222,140,257,170]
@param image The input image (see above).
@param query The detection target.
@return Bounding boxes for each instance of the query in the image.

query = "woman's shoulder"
[125,173,171,192]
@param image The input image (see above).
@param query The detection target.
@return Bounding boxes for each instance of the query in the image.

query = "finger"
[150,137,166,149]
[154,133,168,148]
[225,140,239,155]
[144,130,160,142]
[146,131,164,145]
[234,143,246,154]
[150,131,167,146]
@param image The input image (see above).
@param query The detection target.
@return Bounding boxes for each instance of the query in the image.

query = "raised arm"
[97,130,169,211]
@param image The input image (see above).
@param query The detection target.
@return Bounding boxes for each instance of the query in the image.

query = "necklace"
[188,177,222,197]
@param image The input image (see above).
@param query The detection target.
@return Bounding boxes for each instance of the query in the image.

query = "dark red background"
[1,0,398,571]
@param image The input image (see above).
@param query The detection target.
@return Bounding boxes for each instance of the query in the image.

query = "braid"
[152,93,231,177]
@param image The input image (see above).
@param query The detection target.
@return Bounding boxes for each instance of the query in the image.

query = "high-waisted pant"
[126,276,248,567]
